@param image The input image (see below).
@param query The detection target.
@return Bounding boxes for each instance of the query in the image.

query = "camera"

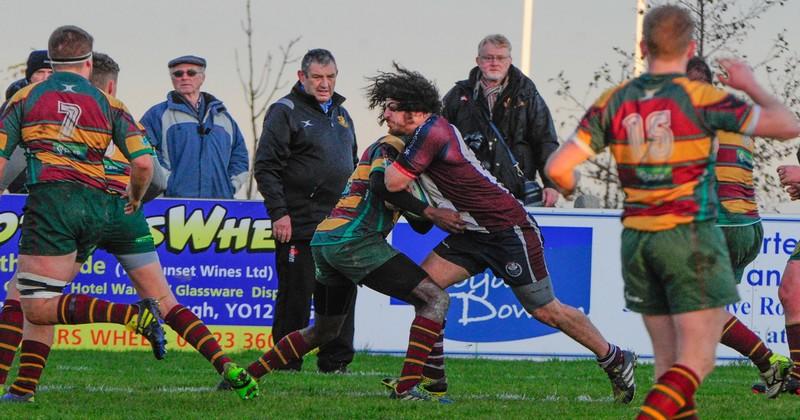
[522,180,543,207]
[463,132,485,152]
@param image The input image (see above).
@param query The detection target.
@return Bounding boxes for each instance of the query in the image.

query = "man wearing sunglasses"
[140,55,249,199]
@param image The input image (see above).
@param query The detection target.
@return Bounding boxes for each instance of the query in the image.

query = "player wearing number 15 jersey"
[546,6,800,419]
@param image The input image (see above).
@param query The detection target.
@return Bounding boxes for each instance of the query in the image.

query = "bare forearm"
[548,169,579,199]
[544,141,590,199]
[129,166,153,202]
[0,149,25,191]
[0,157,8,192]
[742,81,782,110]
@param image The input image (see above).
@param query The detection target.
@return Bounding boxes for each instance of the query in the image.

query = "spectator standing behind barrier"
[1,50,54,193]
[254,49,358,373]
[442,34,560,207]
[140,55,248,199]
[3,50,53,102]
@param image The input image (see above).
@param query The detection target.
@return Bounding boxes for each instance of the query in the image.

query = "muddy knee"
[409,280,450,321]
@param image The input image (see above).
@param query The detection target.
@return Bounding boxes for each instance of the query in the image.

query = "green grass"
[1,350,797,419]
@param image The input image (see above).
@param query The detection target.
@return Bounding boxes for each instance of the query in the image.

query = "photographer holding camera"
[443,34,559,207]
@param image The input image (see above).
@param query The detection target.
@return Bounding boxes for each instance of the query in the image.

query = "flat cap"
[167,55,206,68]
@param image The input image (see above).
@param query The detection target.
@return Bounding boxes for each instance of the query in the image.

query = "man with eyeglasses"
[140,55,249,199]
[442,34,560,207]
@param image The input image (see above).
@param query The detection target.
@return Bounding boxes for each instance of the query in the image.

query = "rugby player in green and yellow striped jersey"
[686,56,791,399]
[546,5,800,419]
[0,50,258,403]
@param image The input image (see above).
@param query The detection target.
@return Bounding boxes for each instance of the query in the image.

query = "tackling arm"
[376,167,464,233]
[370,171,427,216]
[385,161,414,192]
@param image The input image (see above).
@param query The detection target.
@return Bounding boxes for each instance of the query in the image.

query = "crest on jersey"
[337,115,349,128]
[505,261,523,278]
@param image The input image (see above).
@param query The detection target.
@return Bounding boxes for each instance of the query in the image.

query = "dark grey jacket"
[255,82,357,240]
[442,65,559,195]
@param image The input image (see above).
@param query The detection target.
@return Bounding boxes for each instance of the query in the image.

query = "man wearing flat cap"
[140,55,249,199]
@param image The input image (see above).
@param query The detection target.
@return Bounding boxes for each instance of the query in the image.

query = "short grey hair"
[301,49,337,75]
[477,34,512,54]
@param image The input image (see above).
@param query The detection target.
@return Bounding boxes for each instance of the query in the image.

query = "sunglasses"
[171,69,201,78]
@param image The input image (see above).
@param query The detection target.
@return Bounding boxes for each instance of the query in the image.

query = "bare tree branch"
[235,0,301,199]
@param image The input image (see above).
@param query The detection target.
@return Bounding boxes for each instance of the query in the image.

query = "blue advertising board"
[391,223,593,342]
[0,195,593,351]
[0,195,278,329]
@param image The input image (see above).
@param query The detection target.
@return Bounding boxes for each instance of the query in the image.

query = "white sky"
[1,0,798,202]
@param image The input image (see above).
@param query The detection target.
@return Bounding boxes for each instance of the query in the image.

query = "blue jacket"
[140,92,249,198]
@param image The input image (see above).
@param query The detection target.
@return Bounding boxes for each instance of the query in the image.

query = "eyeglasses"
[171,69,202,78]
[478,55,510,63]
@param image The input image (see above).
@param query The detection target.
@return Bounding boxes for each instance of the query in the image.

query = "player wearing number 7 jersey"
[0,49,258,402]
[0,26,168,402]
[546,6,800,419]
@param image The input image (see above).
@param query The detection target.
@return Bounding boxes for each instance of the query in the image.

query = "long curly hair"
[365,63,441,123]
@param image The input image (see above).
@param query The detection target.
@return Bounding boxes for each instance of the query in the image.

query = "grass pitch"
[1,350,797,419]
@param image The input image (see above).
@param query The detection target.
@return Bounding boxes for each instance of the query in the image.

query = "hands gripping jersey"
[570,74,759,231]
[312,135,406,245]
[392,115,529,233]
[715,131,759,225]
[0,72,152,191]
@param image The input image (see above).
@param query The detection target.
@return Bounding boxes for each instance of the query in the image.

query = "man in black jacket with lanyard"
[442,34,560,207]
[254,49,358,373]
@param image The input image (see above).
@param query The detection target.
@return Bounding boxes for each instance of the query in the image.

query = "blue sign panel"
[391,224,593,342]
[0,195,278,327]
